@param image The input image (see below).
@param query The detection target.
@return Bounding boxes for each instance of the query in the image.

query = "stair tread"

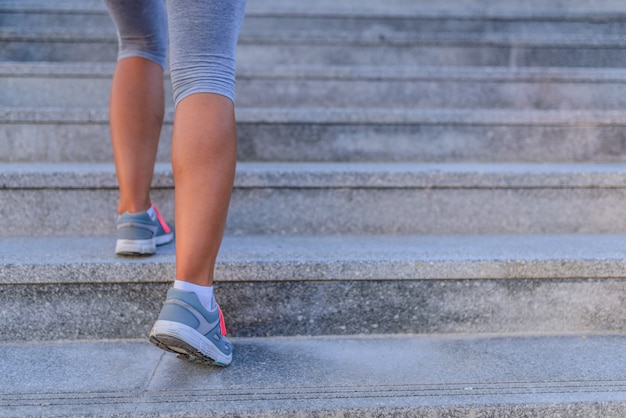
[3,0,626,18]
[2,333,626,416]
[5,161,626,189]
[4,26,626,47]
[5,61,626,81]
[4,106,626,124]
[4,63,626,112]
[3,233,626,285]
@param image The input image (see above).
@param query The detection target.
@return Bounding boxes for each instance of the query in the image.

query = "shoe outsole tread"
[149,334,229,367]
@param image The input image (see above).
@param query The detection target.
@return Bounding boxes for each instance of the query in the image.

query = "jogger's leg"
[171,93,237,286]
[110,57,164,214]
[166,0,246,286]
[149,0,246,366]
[102,0,168,214]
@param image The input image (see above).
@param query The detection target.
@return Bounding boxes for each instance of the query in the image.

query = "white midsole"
[116,233,173,255]
[154,232,174,246]
[150,319,232,365]
[115,238,155,255]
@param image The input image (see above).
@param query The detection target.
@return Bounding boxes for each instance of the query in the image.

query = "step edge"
[4,107,626,126]
[4,161,626,189]
[3,234,626,285]
[5,62,626,83]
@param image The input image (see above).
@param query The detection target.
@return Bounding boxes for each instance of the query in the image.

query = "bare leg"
[109,56,164,215]
[171,93,237,286]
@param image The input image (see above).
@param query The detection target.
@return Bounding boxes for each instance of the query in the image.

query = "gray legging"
[103,0,246,105]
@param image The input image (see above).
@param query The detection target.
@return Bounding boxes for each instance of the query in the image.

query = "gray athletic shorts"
[103,0,246,105]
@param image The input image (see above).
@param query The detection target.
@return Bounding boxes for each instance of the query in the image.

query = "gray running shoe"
[149,288,233,366]
[115,204,173,255]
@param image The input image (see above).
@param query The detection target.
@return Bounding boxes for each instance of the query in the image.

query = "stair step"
[3,234,626,340]
[4,63,626,110]
[3,162,626,236]
[4,107,626,164]
[4,1,626,37]
[235,33,626,67]
[3,0,626,17]
[2,334,626,416]
[4,0,626,26]
[244,0,626,18]
[4,2,626,37]
[3,0,626,67]
[5,28,626,67]
[4,9,626,67]
[0,2,111,32]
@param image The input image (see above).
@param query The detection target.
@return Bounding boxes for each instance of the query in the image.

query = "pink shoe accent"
[151,204,171,234]
[218,305,227,336]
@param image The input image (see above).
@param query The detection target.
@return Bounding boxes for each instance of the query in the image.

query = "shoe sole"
[115,233,174,256]
[149,320,232,367]
[115,238,156,256]
[155,232,174,246]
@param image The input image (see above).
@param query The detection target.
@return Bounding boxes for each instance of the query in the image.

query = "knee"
[104,0,168,69]
[118,32,168,69]
[170,59,237,107]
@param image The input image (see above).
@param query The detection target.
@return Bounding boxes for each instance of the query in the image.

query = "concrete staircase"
[2,0,626,415]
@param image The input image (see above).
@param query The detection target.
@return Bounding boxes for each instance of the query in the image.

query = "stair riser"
[4,11,626,36]
[3,187,626,236]
[239,44,626,68]
[0,40,117,62]
[244,17,626,37]
[1,122,170,164]
[4,39,626,68]
[4,121,626,164]
[239,123,626,163]
[5,76,626,110]
[230,187,626,235]
[237,78,626,110]
[3,278,625,341]
[0,12,112,30]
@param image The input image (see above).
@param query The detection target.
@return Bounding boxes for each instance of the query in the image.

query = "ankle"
[118,201,152,215]
[173,280,214,311]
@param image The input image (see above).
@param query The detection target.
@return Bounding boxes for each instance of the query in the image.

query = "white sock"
[173,280,214,311]
[146,206,156,220]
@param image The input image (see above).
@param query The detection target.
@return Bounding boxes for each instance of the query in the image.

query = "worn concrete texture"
[5,162,626,236]
[4,108,626,164]
[3,234,626,341]
[2,334,626,416]
[5,234,626,284]
[5,63,626,110]
[5,0,626,16]
[4,3,626,68]
[4,277,626,341]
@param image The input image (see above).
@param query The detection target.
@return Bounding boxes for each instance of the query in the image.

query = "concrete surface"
[3,1,626,414]
[5,63,626,110]
[2,334,626,416]
[5,234,626,285]
[3,234,626,340]
[4,0,626,67]
[5,108,626,164]
[5,162,626,236]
